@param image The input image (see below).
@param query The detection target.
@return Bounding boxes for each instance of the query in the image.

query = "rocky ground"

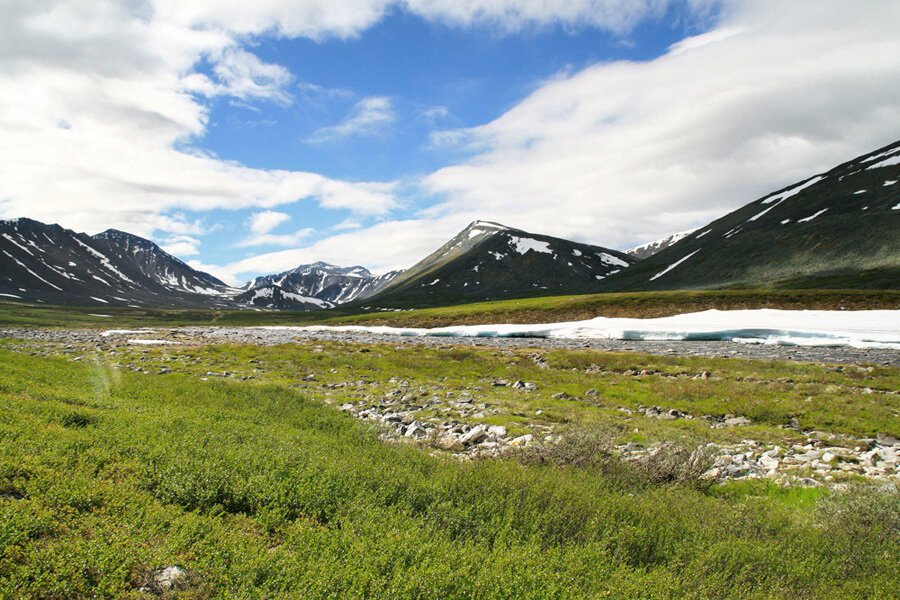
[2,324,899,365]
[2,325,898,487]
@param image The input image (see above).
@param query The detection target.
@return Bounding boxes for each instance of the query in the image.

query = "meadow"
[1,336,898,598]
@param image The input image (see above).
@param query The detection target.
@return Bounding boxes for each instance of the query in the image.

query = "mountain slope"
[243,262,401,305]
[0,218,239,307]
[603,140,900,291]
[361,220,634,307]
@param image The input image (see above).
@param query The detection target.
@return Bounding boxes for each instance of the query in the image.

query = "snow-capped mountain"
[233,284,335,310]
[603,139,900,291]
[243,262,402,305]
[362,220,635,308]
[0,218,241,308]
[626,229,697,260]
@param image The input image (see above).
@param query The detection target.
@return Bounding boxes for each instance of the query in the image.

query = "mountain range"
[2,139,898,310]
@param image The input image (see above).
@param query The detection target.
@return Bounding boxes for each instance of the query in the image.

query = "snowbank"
[269,309,900,349]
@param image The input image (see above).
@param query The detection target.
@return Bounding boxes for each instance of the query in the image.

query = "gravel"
[1,326,898,366]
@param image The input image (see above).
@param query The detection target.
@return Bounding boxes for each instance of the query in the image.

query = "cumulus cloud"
[248,211,291,235]
[307,97,396,142]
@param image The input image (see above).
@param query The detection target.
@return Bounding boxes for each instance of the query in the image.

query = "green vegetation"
[1,288,898,329]
[1,340,898,598]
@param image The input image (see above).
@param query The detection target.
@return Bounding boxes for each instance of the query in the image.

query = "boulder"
[460,425,488,445]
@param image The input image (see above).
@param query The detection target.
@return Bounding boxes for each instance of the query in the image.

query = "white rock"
[487,425,507,437]
[510,434,533,447]
[459,425,488,445]
[759,455,779,471]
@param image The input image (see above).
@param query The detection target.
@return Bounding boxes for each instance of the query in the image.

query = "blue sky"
[192,8,701,270]
[2,1,899,285]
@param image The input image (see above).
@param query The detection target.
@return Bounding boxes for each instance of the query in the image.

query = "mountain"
[233,284,334,310]
[0,218,240,307]
[360,220,635,308]
[603,139,900,291]
[243,262,401,305]
[626,229,697,260]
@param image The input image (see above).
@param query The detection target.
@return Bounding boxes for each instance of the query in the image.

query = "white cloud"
[0,0,400,240]
[307,96,396,142]
[420,0,900,250]
[248,210,291,235]
[212,216,466,283]
[237,228,316,248]
[161,235,201,257]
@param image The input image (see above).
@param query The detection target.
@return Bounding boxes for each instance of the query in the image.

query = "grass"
[1,288,898,329]
[0,337,898,598]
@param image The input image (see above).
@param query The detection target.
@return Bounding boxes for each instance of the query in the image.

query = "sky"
[1,0,899,286]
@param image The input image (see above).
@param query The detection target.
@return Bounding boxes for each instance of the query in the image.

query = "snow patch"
[89,296,109,303]
[885,180,897,186]
[650,248,701,281]
[510,236,551,255]
[428,279,440,286]
[267,309,900,350]
[865,155,900,170]
[797,208,828,223]
[750,176,826,221]
[571,249,582,257]
[0,293,21,299]
[597,253,629,268]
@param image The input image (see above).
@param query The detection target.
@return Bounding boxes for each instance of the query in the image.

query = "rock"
[436,438,465,452]
[876,432,900,446]
[492,379,509,387]
[487,425,507,438]
[141,566,187,594]
[758,454,779,471]
[822,452,837,463]
[724,416,751,427]
[701,371,710,380]
[459,425,488,445]
[795,477,821,488]
[509,434,533,447]
[339,403,355,411]
[585,388,599,397]
[551,392,569,400]
[404,421,427,439]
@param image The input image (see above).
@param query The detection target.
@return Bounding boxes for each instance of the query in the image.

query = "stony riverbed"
[2,325,898,486]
